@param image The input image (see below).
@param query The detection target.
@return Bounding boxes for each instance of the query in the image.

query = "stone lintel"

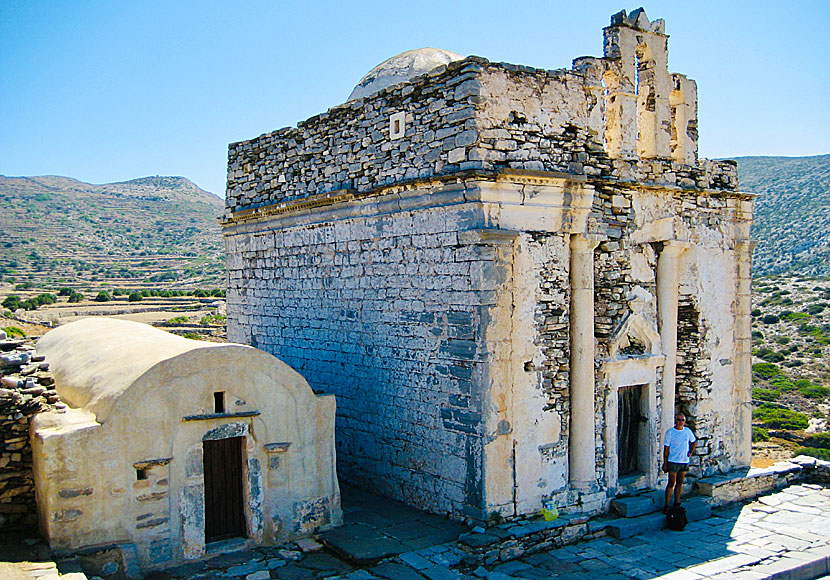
[181,410,260,422]
[133,457,173,469]
[264,442,292,453]
[458,229,520,246]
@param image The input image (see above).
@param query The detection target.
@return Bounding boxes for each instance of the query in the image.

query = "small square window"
[389,112,406,140]
[136,468,148,481]
[214,392,225,414]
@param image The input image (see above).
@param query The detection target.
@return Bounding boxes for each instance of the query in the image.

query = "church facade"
[222,9,754,521]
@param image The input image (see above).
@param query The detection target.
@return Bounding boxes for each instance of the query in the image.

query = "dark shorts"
[667,461,689,473]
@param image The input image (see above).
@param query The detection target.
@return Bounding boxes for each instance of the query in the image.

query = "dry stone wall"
[225,58,738,216]
[0,333,63,530]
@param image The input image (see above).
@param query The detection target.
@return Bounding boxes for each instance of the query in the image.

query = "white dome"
[348,48,464,101]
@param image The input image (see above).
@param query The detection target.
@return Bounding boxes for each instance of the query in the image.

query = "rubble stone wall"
[0,336,62,530]
[225,58,738,216]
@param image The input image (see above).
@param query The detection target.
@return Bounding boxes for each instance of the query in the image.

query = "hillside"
[0,175,225,288]
[750,275,830,465]
[736,155,830,277]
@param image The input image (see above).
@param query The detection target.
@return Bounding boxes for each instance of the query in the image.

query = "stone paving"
[3,483,830,579]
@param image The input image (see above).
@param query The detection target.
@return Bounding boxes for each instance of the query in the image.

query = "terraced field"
[0,175,224,289]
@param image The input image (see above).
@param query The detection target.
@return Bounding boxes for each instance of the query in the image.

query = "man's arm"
[662,445,670,471]
[688,439,697,458]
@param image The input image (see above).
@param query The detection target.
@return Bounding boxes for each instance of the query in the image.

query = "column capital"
[660,239,692,258]
[735,238,757,251]
[570,234,605,252]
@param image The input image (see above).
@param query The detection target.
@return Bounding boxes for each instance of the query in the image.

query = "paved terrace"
[3,482,830,580]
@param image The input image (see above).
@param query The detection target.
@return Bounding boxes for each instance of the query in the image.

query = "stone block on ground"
[610,495,656,518]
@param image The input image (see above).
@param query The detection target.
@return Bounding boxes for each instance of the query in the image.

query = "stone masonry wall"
[225,58,739,216]
[226,202,497,516]
[225,59,485,214]
[0,335,62,530]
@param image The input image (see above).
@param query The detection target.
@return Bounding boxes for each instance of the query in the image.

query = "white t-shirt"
[664,426,696,463]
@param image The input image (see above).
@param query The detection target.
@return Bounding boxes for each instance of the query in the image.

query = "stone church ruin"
[31,318,340,570]
[222,9,754,521]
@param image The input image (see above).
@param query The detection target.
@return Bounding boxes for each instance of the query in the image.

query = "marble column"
[734,239,755,466]
[569,234,602,488]
[657,241,690,438]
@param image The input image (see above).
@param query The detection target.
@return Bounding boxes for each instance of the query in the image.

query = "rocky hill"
[736,155,830,277]
[0,175,225,288]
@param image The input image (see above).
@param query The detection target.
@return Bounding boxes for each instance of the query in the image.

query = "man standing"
[662,413,696,513]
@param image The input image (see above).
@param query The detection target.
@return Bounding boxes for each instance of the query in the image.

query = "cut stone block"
[610,496,656,518]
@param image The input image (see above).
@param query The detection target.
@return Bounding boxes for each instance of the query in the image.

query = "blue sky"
[1,1,828,197]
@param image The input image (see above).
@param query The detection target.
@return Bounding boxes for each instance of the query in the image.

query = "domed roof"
[348,48,464,101]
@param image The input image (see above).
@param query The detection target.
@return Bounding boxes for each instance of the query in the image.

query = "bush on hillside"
[793,447,830,461]
[753,363,782,379]
[753,405,809,430]
[68,291,84,303]
[803,432,830,450]
[799,383,830,399]
[753,388,781,402]
[752,427,770,442]
[128,292,143,302]
[761,314,780,324]
[2,326,25,338]
[95,291,111,302]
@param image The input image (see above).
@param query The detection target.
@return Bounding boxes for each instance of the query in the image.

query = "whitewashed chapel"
[222,8,754,521]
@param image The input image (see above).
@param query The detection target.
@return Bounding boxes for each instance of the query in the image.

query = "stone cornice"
[221,168,752,230]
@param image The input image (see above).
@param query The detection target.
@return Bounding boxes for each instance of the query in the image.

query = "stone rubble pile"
[0,329,64,530]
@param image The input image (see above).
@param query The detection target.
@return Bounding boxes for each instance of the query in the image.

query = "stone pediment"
[608,286,662,359]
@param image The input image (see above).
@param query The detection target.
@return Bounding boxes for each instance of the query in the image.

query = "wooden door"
[617,385,643,477]
[203,436,246,543]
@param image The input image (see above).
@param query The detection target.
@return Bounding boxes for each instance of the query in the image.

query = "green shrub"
[58,287,72,296]
[2,326,25,338]
[200,313,226,326]
[183,332,202,340]
[68,292,84,303]
[751,308,761,317]
[793,447,830,461]
[773,336,790,345]
[761,314,780,324]
[2,295,21,310]
[753,388,781,402]
[807,304,826,315]
[752,427,770,442]
[167,316,190,325]
[128,292,143,302]
[771,377,797,391]
[753,363,782,379]
[752,330,764,340]
[803,432,830,450]
[753,406,809,430]
[799,384,830,399]
[95,291,111,302]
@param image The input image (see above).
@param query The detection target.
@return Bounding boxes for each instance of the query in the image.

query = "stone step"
[610,480,695,518]
[606,496,712,539]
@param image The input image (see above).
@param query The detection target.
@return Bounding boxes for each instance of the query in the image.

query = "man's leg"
[674,470,686,505]
[665,471,677,511]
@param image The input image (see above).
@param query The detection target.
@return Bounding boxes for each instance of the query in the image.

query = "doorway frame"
[601,355,664,494]
[203,435,248,543]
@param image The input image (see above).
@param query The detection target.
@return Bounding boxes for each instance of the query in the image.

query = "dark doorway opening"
[203,436,246,543]
[618,385,644,477]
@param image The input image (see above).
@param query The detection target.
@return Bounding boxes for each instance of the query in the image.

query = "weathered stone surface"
[30,318,342,571]
[222,9,751,522]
